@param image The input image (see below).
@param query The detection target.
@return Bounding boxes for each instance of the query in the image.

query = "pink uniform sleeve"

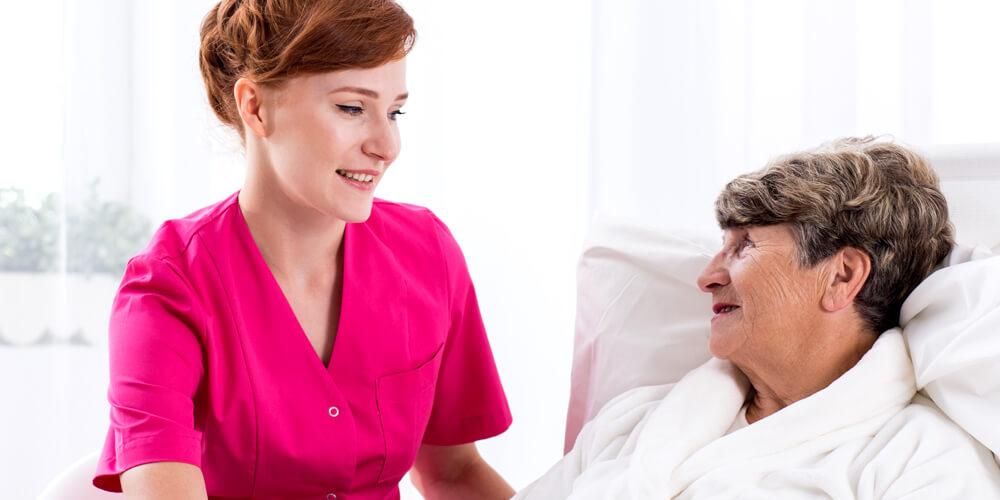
[422,217,513,446]
[93,255,206,492]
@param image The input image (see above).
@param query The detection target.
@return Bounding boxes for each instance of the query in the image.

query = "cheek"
[761,266,811,306]
[735,260,813,327]
[285,123,350,166]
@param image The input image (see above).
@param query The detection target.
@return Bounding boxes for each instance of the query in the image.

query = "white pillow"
[564,218,718,452]
[901,245,1000,460]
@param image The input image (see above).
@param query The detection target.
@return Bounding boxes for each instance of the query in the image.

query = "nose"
[362,115,401,164]
[697,252,730,292]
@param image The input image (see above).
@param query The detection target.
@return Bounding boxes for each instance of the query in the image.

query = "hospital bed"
[565,146,1000,463]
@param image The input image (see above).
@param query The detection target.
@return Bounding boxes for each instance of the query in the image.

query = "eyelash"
[336,105,406,121]
[336,104,363,116]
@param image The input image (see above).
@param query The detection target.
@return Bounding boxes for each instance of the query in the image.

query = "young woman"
[93,1,514,498]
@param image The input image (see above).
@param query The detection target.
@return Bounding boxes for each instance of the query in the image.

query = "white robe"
[515,330,1000,499]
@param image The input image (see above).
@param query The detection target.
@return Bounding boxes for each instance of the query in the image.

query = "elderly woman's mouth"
[713,303,740,315]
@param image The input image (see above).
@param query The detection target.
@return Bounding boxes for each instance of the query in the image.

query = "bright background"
[1,1,998,498]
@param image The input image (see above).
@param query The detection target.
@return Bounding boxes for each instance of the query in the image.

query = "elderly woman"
[515,137,1000,499]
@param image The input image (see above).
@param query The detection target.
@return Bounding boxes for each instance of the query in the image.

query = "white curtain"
[0,1,246,497]
[590,0,1000,242]
[1,1,589,497]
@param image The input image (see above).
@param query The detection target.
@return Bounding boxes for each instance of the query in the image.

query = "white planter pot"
[0,272,120,346]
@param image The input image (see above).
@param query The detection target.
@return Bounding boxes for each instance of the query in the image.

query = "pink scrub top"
[93,192,512,499]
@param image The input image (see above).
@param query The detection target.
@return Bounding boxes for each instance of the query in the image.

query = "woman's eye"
[737,236,753,253]
[336,105,363,116]
[389,109,405,121]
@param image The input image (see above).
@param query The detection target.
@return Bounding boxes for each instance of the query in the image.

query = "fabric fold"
[516,329,1000,499]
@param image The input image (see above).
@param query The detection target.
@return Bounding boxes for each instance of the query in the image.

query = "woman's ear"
[234,77,269,139]
[820,247,871,313]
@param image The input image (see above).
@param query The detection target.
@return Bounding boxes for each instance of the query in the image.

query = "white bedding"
[564,224,716,451]
[515,330,1000,499]
[522,247,1000,499]
[901,246,1000,464]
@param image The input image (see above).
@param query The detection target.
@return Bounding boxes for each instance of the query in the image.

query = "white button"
[327,494,337,500]
[328,406,339,418]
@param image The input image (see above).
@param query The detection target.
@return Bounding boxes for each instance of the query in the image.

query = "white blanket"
[901,247,1000,465]
[515,330,1000,499]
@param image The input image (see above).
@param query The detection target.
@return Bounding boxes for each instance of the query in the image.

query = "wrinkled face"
[696,224,827,367]
[259,59,407,222]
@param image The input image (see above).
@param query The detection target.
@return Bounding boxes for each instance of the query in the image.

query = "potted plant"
[0,181,151,346]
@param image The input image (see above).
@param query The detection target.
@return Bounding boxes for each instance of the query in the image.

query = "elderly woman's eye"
[739,237,753,253]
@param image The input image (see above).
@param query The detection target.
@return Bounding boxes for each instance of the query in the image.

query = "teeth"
[337,170,375,183]
[719,306,738,313]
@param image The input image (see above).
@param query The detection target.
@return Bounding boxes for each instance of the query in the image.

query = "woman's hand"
[120,461,208,500]
[410,442,515,500]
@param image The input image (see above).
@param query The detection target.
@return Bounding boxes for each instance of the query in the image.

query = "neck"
[739,321,877,424]
[239,167,346,286]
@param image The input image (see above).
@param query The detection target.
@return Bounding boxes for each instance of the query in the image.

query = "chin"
[339,201,374,223]
[708,331,736,360]
[709,348,731,360]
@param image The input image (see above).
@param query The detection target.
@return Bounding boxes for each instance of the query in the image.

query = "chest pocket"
[375,343,443,483]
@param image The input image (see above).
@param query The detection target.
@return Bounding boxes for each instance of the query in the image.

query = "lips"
[335,168,381,183]
[712,303,740,314]
[335,168,382,192]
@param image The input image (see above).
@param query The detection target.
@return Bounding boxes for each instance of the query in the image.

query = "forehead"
[723,224,796,243]
[306,59,408,94]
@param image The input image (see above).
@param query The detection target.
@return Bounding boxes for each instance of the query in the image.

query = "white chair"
[37,450,120,499]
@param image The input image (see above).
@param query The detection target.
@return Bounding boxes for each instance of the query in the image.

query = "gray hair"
[715,136,954,333]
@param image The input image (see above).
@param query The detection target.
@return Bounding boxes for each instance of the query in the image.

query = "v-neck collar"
[233,197,347,374]
[231,196,410,382]
[326,215,410,381]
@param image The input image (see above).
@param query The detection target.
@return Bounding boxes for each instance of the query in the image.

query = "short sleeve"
[421,217,513,445]
[93,256,206,492]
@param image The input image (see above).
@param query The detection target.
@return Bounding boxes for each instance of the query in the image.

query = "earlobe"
[820,247,871,312]
[234,78,269,138]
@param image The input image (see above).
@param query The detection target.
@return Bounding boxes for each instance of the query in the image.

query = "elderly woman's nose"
[697,254,730,292]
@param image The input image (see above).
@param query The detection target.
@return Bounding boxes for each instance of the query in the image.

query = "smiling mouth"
[336,169,375,183]
[713,304,740,314]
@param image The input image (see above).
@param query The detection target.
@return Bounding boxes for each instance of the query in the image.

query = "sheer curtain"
[1,2,246,497]
[590,0,1000,245]
[1,1,589,498]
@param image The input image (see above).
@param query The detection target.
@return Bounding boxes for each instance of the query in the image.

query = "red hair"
[199,0,416,135]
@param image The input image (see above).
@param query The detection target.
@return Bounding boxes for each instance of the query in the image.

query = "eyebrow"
[329,86,408,101]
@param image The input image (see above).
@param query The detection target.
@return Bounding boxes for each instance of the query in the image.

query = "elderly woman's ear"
[819,247,872,313]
